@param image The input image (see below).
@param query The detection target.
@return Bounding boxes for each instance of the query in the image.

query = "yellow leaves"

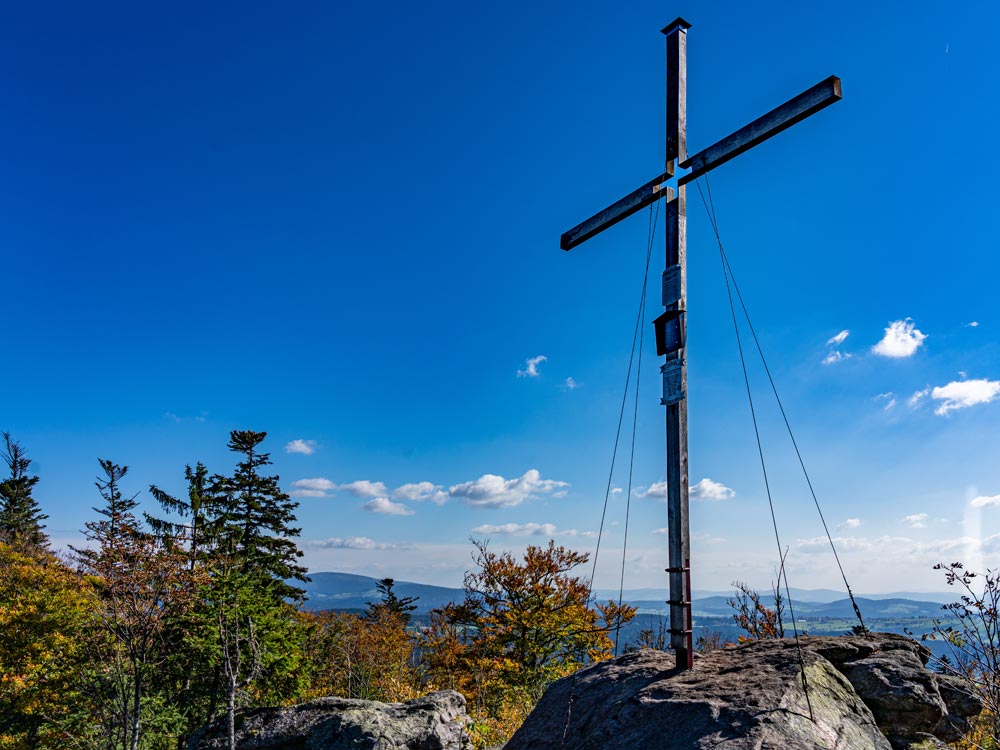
[299,608,418,704]
[954,710,1000,750]
[465,691,535,750]
[0,542,100,748]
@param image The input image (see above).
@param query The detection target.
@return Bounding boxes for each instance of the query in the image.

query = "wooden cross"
[561,18,841,671]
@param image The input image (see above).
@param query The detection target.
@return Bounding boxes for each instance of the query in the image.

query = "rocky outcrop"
[190,690,472,750]
[505,633,982,750]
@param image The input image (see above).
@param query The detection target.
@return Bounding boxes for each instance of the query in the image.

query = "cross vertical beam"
[558,17,841,675]
[662,17,692,671]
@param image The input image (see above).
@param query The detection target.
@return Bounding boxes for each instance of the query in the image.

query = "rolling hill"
[300,571,952,618]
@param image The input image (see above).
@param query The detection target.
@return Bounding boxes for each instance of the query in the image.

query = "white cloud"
[363,497,415,516]
[291,477,336,497]
[692,532,727,544]
[904,513,929,528]
[908,388,930,408]
[827,330,850,346]
[871,318,927,358]
[563,377,578,390]
[822,330,852,365]
[638,478,733,501]
[610,487,623,496]
[930,378,1000,415]
[517,355,547,378]
[822,350,853,365]
[393,481,448,505]
[471,522,593,538]
[164,411,207,424]
[971,495,1000,508]
[308,536,406,550]
[339,480,389,498]
[471,522,557,537]
[652,527,668,535]
[874,392,897,411]
[449,469,568,508]
[839,518,862,529]
[689,478,735,501]
[966,321,980,328]
[636,481,668,499]
[285,439,317,455]
[797,535,913,554]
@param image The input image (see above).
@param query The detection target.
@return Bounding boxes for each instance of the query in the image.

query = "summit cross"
[560,18,842,671]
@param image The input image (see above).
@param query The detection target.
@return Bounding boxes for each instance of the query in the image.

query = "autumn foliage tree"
[299,608,418,703]
[299,578,421,703]
[422,539,635,747]
[728,580,785,643]
[73,459,200,750]
[0,543,98,749]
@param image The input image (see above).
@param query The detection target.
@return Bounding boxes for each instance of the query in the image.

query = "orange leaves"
[728,581,784,642]
[420,539,636,748]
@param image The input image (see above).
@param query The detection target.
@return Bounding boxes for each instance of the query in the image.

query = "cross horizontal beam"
[561,170,674,251]
[677,75,841,186]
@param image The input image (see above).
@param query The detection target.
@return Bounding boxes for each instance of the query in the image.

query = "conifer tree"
[72,459,139,572]
[206,431,310,748]
[0,432,48,549]
[147,462,215,571]
[366,578,419,625]
[211,430,308,600]
[146,462,222,741]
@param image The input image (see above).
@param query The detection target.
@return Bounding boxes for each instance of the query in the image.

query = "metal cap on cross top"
[661,17,692,36]
[559,19,841,671]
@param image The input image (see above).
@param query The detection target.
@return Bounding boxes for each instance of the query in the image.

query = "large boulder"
[504,633,982,750]
[190,690,472,750]
[838,652,947,741]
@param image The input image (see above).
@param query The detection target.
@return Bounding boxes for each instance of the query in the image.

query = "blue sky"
[3,1,999,594]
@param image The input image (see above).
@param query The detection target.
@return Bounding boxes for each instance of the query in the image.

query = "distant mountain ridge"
[301,572,463,612]
[300,571,954,613]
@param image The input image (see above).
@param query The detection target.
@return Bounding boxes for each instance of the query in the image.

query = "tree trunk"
[227,677,237,750]
[128,674,142,750]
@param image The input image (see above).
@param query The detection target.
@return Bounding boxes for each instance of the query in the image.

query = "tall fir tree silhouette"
[211,430,309,601]
[0,432,48,549]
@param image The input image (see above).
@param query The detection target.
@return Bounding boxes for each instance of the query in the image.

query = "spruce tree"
[365,578,419,624]
[206,431,310,749]
[72,459,140,571]
[147,462,215,571]
[0,432,48,549]
[211,430,308,601]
